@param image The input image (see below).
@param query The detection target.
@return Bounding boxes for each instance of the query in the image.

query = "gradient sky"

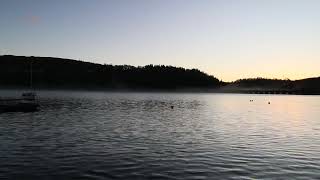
[0,0,319,81]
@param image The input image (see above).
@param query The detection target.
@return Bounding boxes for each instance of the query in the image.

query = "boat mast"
[30,60,33,90]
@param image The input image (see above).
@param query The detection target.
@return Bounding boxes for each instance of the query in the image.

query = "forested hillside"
[0,55,222,90]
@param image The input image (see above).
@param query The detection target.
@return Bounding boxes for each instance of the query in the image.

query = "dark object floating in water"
[0,92,39,113]
[0,60,40,113]
[170,105,174,109]
[268,102,270,104]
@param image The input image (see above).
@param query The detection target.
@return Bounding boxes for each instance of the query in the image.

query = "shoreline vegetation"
[1,55,319,95]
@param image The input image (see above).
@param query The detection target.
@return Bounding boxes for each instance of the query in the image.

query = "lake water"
[0,91,320,179]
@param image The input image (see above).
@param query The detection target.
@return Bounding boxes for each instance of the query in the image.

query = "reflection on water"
[0,91,320,179]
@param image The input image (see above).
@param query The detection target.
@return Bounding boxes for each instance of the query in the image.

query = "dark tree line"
[1,55,319,94]
[230,77,320,94]
[233,77,294,89]
[0,55,223,90]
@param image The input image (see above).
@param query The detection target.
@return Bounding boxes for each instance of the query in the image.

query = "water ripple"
[0,91,320,179]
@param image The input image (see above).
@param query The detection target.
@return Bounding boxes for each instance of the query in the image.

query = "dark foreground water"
[0,91,320,179]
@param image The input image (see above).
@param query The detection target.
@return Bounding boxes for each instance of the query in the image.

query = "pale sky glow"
[0,0,319,81]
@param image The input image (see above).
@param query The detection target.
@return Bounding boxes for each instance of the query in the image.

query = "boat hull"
[0,102,40,113]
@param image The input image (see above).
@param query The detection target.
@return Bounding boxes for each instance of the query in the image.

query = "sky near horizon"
[0,0,319,81]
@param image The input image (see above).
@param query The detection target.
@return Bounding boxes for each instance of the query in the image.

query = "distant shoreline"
[1,87,319,95]
[0,55,319,95]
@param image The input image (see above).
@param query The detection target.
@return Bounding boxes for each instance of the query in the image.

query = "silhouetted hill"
[294,77,320,94]
[231,78,293,89]
[223,77,320,94]
[1,55,319,94]
[0,55,222,90]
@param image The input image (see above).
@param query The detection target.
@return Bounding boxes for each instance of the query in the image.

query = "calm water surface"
[0,91,320,179]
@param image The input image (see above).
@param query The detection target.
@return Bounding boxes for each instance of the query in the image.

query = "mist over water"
[0,91,320,179]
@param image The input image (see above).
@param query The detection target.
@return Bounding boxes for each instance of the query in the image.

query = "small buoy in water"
[170,105,174,109]
[268,102,270,104]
